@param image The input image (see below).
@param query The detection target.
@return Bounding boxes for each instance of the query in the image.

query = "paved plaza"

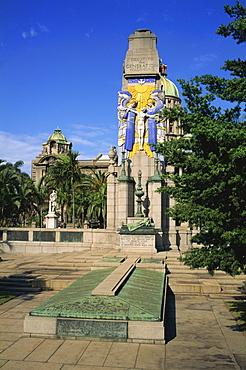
[0,251,246,369]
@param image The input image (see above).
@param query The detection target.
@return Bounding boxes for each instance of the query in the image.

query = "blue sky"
[0,0,245,174]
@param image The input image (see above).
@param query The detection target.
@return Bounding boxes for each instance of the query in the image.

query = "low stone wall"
[0,228,119,253]
[0,227,193,253]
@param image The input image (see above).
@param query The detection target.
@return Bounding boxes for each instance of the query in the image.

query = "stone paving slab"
[77,341,112,366]
[0,337,44,361]
[47,339,90,364]
[0,333,22,342]
[103,342,139,368]
[135,343,165,369]
[0,341,12,352]
[24,339,64,362]
[164,293,245,370]
[0,323,23,333]
[0,361,63,369]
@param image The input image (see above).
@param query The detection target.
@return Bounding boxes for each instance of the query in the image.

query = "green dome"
[183,133,193,139]
[48,129,67,143]
[161,76,179,98]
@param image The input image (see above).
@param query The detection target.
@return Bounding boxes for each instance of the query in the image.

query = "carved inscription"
[120,235,155,247]
[125,56,159,73]
[57,319,127,338]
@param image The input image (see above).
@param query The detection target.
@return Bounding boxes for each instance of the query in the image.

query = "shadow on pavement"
[165,286,176,343]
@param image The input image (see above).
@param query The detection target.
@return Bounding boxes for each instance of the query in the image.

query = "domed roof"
[161,76,179,98]
[48,129,68,143]
[183,133,193,139]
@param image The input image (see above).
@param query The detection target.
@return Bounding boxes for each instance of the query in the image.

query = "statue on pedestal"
[46,190,58,228]
[49,190,57,214]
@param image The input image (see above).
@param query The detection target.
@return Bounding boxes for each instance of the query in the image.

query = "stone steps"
[36,265,91,272]
[0,250,244,296]
[164,250,245,295]
[0,274,42,293]
[0,286,41,293]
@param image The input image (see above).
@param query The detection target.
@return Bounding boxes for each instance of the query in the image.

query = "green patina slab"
[140,259,164,264]
[30,268,165,322]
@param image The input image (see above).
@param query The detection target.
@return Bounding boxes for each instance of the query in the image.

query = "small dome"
[161,76,179,98]
[48,129,67,143]
[183,133,193,139]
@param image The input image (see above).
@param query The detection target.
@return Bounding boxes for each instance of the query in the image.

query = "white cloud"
[190,53,217,70]
[162,13,172,22]
[21,32,28,39]
[85,28,94,38]
[30,28,38,37]
[0,131,48,174]
[136,13,147,23]
[21,23,49,39]
[37,23,49,33]
[69,136,97,146]
[22,28,38,39]
[69,123,113,139]
[66,123,116,158]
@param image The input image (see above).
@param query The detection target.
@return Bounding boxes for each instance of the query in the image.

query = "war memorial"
[1,30,246,369]
[3,29,188,254]
[23,30,173,341]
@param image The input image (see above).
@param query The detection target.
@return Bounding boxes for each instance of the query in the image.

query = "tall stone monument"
[107,29,182,251]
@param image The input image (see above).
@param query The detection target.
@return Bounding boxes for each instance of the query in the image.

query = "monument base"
[120,233,156,253]
[24,315,165,343]
[46,213,58,228]
[118,218,157,252]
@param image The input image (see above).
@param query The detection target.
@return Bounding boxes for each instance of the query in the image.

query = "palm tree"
[43,151,82,227]
[34,181,48,227]
[0,160,39,226]
[0,160,18,226]
[81,170,109,228]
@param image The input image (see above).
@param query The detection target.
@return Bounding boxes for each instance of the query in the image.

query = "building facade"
[32,129,109,186]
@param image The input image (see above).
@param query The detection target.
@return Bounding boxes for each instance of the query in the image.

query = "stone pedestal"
[118,218,157,252]
[120,233,156,253]
[46,213,58,229]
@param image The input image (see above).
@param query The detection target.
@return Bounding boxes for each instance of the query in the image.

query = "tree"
[0,160,18,226]
[156,2,246,276]
[35,181,49,227]
[197,1,246,107]
[80,170,108,228]
[43,151,82,227]
[0,160,39,226]
[14,173,39,226]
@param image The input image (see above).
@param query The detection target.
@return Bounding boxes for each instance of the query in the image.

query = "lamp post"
[135,170,144,217]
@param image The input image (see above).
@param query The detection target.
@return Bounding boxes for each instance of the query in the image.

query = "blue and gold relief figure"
[117,84,165,159]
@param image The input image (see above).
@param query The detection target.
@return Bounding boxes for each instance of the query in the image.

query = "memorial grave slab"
[24,257,167,342]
